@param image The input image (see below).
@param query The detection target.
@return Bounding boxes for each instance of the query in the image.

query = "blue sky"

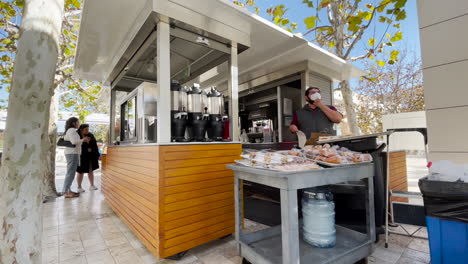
[250,0,422,69]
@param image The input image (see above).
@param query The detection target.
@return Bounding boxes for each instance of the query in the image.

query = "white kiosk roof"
[74,0,364,85]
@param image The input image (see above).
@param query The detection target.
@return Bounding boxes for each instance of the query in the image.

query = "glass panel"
[125,97,137,140]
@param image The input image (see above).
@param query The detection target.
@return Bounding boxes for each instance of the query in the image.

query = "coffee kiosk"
[74,0,364,259]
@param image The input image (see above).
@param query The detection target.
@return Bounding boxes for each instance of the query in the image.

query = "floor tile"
[85,249,116,264]
[407,238,430,254]
[59,244,85,262]
[368,255,394,264]
[64,255,88,264]
[197,252,235,264]
[401,248,430,263]
[396,256,426,264]
[370,246,403,264]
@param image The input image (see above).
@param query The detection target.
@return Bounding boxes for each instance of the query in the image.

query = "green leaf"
[390,50,399,60]
[1,55,10,61]
[369,54,374,60]
[379,16,386,23]
[273,17,281,25]
[64,47,71,56]
[376,61,385,66]
[366,4,374,10]
[391,31,403,42]
[281,19,289,25]
[386,42,393,46]
[329,41,335,48]
[388,60,395,65]
[304,16,318,29]
[386,33,391,39]
[396,10,407,20]
[368,38,376,46]
[302,0,314,8]
[393,23,400,28]
[395,0,407,9]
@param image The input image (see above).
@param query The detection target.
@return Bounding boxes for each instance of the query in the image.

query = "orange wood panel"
[161,227,234,258]
[164,219,235,248]
[163,149,241,161]
[164,177,233,195]
[164,191,234,213]
[165,213,234,239]
[107,155,158,169]
[388,151,408,203]
[105,144,240,259]
[164,156,241,169]
[164,204,234,231]
[107,150,158,161]
[164,170,233,186]
[164,164,232,178]
[164,184,233,204]
[163,198,234,222]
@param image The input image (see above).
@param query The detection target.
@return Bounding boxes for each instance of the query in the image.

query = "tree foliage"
[231,0,409,135]
[354,51,424,134]
[0,0,103,118]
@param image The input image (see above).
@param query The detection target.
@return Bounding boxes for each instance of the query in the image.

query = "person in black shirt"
[76,124,100,192]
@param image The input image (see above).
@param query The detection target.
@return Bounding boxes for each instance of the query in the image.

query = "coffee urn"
[187,84,209,141]
[170,80,188,142]
[207,87,228,141]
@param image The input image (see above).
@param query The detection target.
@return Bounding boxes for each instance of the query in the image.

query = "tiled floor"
[43,163,431,264]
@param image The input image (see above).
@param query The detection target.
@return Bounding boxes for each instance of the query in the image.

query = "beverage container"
[302,189,336,248]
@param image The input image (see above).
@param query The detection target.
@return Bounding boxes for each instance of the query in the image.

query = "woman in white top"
[63,117,90,198]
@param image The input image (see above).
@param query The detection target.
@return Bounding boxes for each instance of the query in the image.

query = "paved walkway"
[43,163,431,264]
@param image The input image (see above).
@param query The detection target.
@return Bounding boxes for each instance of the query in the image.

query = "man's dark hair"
[305,87,321,96]
[65,117,79,131]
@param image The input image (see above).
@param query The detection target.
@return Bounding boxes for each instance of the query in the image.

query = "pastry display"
[236,145,372,171]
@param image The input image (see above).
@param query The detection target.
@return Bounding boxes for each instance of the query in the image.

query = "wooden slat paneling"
[164,204,234,231]
[165,164,231,178]
[164,156,241,169]
[165,213,234,239]
[164,170,233,186]
[103,145,160,256]
[161,227,234,258]
[164,149,241,161]
[164,198,234,222]
[389,151,408,203]
[164,191,234,213]
[164,184,232,204]
[165,177,232,195]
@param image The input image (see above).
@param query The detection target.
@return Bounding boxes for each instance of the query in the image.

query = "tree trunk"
[0,0,64,263]
[340,80,360,135]
[43,92,59,200]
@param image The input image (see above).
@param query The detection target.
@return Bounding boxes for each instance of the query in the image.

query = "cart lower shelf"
[240,225,373,264]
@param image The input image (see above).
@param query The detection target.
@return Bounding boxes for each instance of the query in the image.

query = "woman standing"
[63,117,90,198]
[76,124,100,192]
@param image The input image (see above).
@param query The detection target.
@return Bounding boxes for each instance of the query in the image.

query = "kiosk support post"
[109,89,116,144]
[156,18,171,143]
[228,42,239,141]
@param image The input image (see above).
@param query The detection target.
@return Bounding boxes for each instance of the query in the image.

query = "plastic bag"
[419,177,468,223]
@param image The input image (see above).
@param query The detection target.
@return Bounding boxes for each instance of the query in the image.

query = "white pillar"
[228,42,239,141]
[109,89,116,144]
[301,71,310,106]
[156,19,171,143]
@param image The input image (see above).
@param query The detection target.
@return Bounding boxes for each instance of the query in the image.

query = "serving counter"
[101,142,242,258]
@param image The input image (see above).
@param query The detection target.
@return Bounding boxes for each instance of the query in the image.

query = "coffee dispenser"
[170,80,188,142]
[187,84,209,141]
[207,87,228,141]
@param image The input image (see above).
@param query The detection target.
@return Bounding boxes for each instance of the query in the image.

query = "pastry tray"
[315,160,373,167]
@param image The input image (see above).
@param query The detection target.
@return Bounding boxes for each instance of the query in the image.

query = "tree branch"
[65,10,82,17]
[304,26,333,37]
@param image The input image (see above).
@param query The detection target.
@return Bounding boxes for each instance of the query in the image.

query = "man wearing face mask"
[289,87,343,138]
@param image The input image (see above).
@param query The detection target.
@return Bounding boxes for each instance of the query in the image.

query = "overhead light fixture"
[196,36,210,47]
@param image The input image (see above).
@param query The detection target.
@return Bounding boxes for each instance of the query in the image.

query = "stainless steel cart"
[227,164,375,264]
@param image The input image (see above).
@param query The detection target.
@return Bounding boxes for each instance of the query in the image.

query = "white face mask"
[309,93,321,101]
